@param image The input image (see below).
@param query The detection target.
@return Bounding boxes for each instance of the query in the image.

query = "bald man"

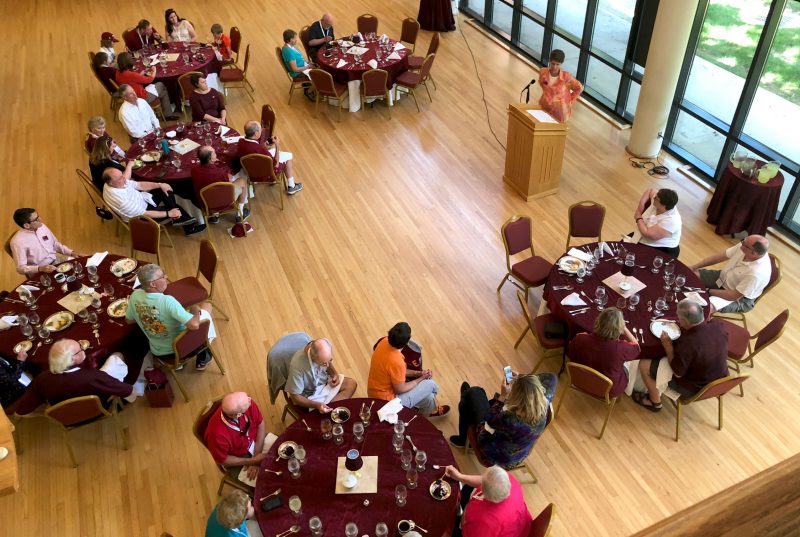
[237,120,302,195]
[284,338,357,412]
[204,392,270,481]
[307,13,335,61]
[690,234,772,313]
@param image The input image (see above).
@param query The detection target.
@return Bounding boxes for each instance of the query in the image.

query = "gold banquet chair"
[155,319,226,402]
[219,44,254,101]
[275,46,310,105]
[165,239,231,321]
[360,69,391,119]
[669,375,749,442]
[555,361,618,440]
[193,397,252,495]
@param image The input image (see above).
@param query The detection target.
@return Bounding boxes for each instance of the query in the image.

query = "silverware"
[432,464,444,470]
[570,309,590,316]
[275,524,300,537]
[411,522,429,534]
[263,468,282,476]
[107,319,124,326]
[405,434,418,453]
[552,285,573,290]
[404,414,418,427]
[367,400,375,412]
[638,328,645,343]
[30,342,43,356]
[579,290,592,302]
[259,488,281,501]
[647,300,653,312]
[301,419,312,432]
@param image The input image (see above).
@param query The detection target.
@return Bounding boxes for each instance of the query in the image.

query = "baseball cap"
[101,32,119,43]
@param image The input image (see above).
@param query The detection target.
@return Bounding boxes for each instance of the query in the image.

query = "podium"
[503,104,568,201]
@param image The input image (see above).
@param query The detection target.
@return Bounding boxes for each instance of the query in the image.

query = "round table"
[131,42,221,105]
[543,242,711,360]
[255,398,459,537]
[706,160,784,236]
[0,254,148,381]
[317,38,410,112]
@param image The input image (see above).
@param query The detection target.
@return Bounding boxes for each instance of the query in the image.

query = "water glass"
[21,324,34,340]
[594,286,607,304]
[628,293,640,311]
[652,256,663,274]
[321,418,332,440]
[616,243,627,265]
[359,405,371,427]
[575,266,586,284]
[353,422,364,442]
[406,467,418,489]
[414,450,427,472]
[400,448,413,471]
[376,522,389,537]
[29,313,40,326]
[87,311,99,329]
[17,314,28,327]
[665,290,676,304]
[616,297,627,310]
[585,258,595,277]
[37,326,52,344]
[295,446,307,466]
[20,289,37,311]
[655,297,667,316]
[40,274,53,290]
[309,516,323,536]
[182,53,189,64]
[103,283,115,299]
[138,138,147,150]
[664,262,675,277]
[77,308,89,323]
[345,522,358,537]
[172,157,182,170]
[332,424,344,445]
[288,495,302,517]
[74,262,84,279]
[393,420,405,436]
[288,457,301,479]
[674,274,686,293]
[664,273,676,291]
[395,484,407,507]
[596,294,608,311]
[392,432,404,453]
[154,127,162,138]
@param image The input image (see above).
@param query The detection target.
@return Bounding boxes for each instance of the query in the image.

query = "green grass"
[697,1,799,103]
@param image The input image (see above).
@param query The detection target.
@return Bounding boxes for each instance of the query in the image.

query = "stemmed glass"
[392,432,404,453]
[616,243,627,265]
[155,127,162,138]
[288,457,301,479]
[654,297,667,317]
[19,288,37,311]
[321,418,332,440]
[20,324,34,341]
[77,308,89,324]
[652,256,663,274]
[37,326,52,344]
[674,274,686,293]
[138,138,147,151]
[103,283,115,299]
[29,313,40,327]
[74,262,84,280]
[616,297,627,310]
[359,404,371,427]
[87,311,99,329]
[39,274,53,291]
[400,448,413,471]
[309,517,323,537]
[405,467,418,489]
[575,266,586,284]
[91,297,103,313]
[345,523,358,537]
[663,272,676,291]
[376,523,389,537]
[585,258,595,277]
[172,156,182,170]
[87,265,99,286]
[595,293,608,311]
[295,446,307,466]
[288,495,302,517]
[353,422,364,443]
[594,286,607,306]
[414,450,427,472]
[628,293,640,311]
[395,484,407,507]
[393,420,405,436]
[332,424,344,445]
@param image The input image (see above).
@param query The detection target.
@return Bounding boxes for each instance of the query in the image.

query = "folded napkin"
[216,125,231,136]
[377,398,404,424]
[683,291,708,306]
[221,136,241,144]
[386,52,401,61]
[566,248,592,262]
[336,59,348,68]
[17,285,40,297]
[367,59,378,69]
[394,42,405,50]
[560,293,587,306]
[379,34,388,43]
[86,251,108,267]
[148,54,160,63]
[0,315,18,330]
[346,46,369,56]
[301,68,312,77]
[600,242,614,257]
[100,354,129,382]
[133,276,141,289]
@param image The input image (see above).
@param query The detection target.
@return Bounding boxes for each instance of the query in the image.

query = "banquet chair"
[229,26,242,66]
[357,14,379,35]
[668,375,749,442]
[555,361,617,440]
[360,69,391,119]
[155,319,225,403]
[130,215,165,265]
[275,46,311,105]
[713,254,781,338]
[177,71,203,120]
[394,54,435,112]
[165,239,231,321]
[240,154,286,210]
[260,104,277,141]
[87,51,96,64]
[3,232,14,259]
[399,18,420,53]
[74,169,110,224]
[721,309,788,396]
[497,215,552,301]
[408,33,440,89]
[91,65,122,118]
[514,291,566,373]
[122,28,138,52]
[149,98,166,122]
[219,44,254,102]
[44,395,128,467]
[265,332,312,425]
[299,26,313,63]
[192,396,252,495]
[309,69,349,122]
[565,200,606,250]
[530,503,556,537]
[199,182,245,233]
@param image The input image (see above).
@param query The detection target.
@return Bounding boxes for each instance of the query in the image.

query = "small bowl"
[165,130,177,138]
[618,281,632,291]
[342,474,358,489]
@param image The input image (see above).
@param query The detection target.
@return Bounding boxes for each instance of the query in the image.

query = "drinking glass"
[87,311,99,329]
[345,522,358,537]
[395,484,407,507]
[288,495,302,517]
[154,127,162,138]
[309,516,323,536]
[652,256,663,274]
[585,258,595,277]
[406,467,418,489]
[88,273,99,286]
[654,297,667,316]
[392,432,404,453]
[74,262,84,279]
[138,138,147,150]
[182,53,189,64]
[674,274,686,293]
[400,448,412,471]
[359,405,371,427]
[103,283,115,299]
[353,422,364,442]
[288,457,301,479]
[664,262,675,277]
[77,308,89,323]
[628,293,640,311]
[17,314,28,327]
[321,418,332,440]
[295,446,307,466]
[616,243,627,265]
[415,450,427,472]
[616,297,626,310]
[176,121,185,133]
[21,324,34,341]
[172,157,182,170]
[596,294,608,311]
[91,297,102,311]
[575,266,586,284]
[663,273,676,291]
[665,290,676,304]
[393,420,405,436]
[376,522,389,537]
[29,313,40,326]
[594,286,607,304]
[37,326,52,344]
[20,289,37,311]
[40,274,53,290]
[592,248,601,264]
[332,424,344,445]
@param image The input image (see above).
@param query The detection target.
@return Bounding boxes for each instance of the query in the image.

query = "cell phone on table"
[503,366,513,383]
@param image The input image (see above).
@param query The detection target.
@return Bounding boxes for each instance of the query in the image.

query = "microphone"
[521,79,536,103]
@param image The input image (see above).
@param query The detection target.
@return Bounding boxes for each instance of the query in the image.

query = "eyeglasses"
[740,240,756,252]
[28,215,41,224]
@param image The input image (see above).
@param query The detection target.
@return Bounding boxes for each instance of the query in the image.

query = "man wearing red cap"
[99,32,119,67]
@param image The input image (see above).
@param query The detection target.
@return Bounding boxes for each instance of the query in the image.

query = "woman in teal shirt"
[281,29,315,101]
[206,490,261,536]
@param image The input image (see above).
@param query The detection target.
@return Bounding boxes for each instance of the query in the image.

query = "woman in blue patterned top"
[450,372,557,469]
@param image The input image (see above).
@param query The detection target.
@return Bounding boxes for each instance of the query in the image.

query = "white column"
[627,0,699,158]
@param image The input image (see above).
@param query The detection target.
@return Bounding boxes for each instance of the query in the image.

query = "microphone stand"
[519,79,536,103]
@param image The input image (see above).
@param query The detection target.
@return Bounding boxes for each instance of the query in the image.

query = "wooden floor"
[1,1,798,535]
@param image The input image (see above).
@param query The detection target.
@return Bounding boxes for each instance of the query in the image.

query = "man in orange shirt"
[367,322,449,417]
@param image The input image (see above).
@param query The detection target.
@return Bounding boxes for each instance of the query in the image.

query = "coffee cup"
[54,273,66,283]
[397,520,415,534]
[66,275,81,292]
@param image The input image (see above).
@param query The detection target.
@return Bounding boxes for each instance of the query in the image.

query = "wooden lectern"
[503,104,568,201]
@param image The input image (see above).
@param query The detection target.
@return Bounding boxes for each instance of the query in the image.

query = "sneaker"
[448,435,466,448]
[209,213,220,224]
[172,215,197,227]
[195,350,211,371]
[287,183,304,195]
[429,405,450,418]
[183,223,206,236]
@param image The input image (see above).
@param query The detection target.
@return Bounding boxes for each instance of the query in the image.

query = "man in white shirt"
[690,235,772,313]
[632,188,682,258]
[102,168,205,236]
[118,84,160,140]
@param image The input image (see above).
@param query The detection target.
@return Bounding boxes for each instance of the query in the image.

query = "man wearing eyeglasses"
[690,235,771,313]
[285,338,358,413]
[9,208,84,276]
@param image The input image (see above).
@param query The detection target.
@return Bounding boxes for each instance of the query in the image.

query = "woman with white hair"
[444,465,532,537]
[205,489,263,536]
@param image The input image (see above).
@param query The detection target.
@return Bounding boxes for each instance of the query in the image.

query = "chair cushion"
[219,68,244,82]
[720,319,749,360]
[165,277,209,307]
[408,55,423,69]
[533,313,567,349]
[395,71,421,87]
[511,256,551,287]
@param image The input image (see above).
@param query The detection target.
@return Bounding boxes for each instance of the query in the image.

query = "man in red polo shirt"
[237,120,303,195]
[115,52,178,120]
[191,146,249,224]
[204,392,271,481]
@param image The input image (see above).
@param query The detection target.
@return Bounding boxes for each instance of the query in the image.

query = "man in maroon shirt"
[237,121,303,195]
[635,299,729,411]
[124,19,164,52]
[191,146,249,224]
[116,52,178,120]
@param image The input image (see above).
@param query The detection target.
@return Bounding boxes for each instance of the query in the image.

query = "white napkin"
[216,125,231,136]
[148,54,160,63]
[336,59,348,68]
[301,68,312,77]
[394,42,405,50]
[86,251,108,267]
[17,285,40,296]
[379,34,388,43]
[367,59,378,69]
[386,52,401,61]
[221,136,241,144]
[683,291,708,306]
[377,398,404,424]
[600,242,614,257]
[709,296,733,311]
[133,276,141,289]
[560,293,587,306]
[199,309,217,342]
[566,248,592,262]
[0,315,18,330]
[100,354,129,382]
[346,46,369,56]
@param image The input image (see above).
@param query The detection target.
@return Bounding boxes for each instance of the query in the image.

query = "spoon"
[301,419,312,432]
[405,434,418,453]
[411,522,429,534]
[30,342,43,356]
[263,468,282,476]
[275,525,301,537]
[259,488,281,501]
[404,414,418,427]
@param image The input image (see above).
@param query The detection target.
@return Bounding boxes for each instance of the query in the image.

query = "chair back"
[178,71,202,108]
[75,168,106,207]
[567,201,605,245]
[174,319,211,360]
[275,46,293,78]
[501,215,533,257]
[198,239,220,285]
[400,18,420,49]
[566,362,613,403]
[427,32,441,56]
[687,375,749,403]
[88,51,96,64]
[418,53,436,80]
[361,69,389,97]
[230,27,242,57]
[46,395,109,427]
[241,44,251,76]
[241,154,277,183]
[753,309,789,354]
[199,182,237,214]
[192,397,223,445]
[529,503,555,537]
[4,232,14,259]
[261,104,277,139]
[130,215,161,256]
[299,26,312,59]
[756,254,781,304]
[309,69,337,97]
[357,14,379,34]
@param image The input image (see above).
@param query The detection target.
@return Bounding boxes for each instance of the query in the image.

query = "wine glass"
[585,258,595,277]
[20,288,37,311]
[21,324,34,341]
[77,308,89,324]
[400,448,413,471]
[594,286,607,305]
[39,274,53,290]
[37,326,52,344]
[393,420,405,436]
[674,274,686,293]
[654,297,667,317]
[176,121,185,133]
[395,484,407,507]
[414,450,427,472]
[665,290,676,304]
[616,297,627,310]
[392,432,404,453]
[575,266,586,284]
[182,52,189,64]
[628,293,640,311]
[406,467,418,489]
[592,248,601,264]
[616,243,627,265]
[91,297,102,312]
[29,313,40,326]
[17,314,28,327]
[663,272,676,291]
[376,523,389,537]
[309,517,323,537]
[138,138,147,151]
[288,495,302,517]
[172,156,182,170]
[345,523,358,537]
[596,293,608,311]
[288,457,301,479]
[652,256,663,274]
[154,127,162,138]
[353,422,364,442]
[359,405,371,427]
[332,424,344,445]
[87,311,99,329]
[74,262,84,280]
[321,418,332,440]
[295,446,306,466]
[103,283,115,299]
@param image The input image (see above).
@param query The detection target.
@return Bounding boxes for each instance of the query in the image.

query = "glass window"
[492,0,514,36]
[466,0,486,18]
[672,111,726,170]
[743,2,800,167]
[551,35,580,74]
[593,0,636,62]
[520,16,545,60]
[683,0,771,125]
[555,0,587,39]
[586,57,621,105]
[522,0,548,18]
[626,80,641,117]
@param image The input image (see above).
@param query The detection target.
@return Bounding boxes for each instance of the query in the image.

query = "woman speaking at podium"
[538,49,583,123]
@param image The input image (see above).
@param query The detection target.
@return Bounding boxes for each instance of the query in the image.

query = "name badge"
[248,439,255,456]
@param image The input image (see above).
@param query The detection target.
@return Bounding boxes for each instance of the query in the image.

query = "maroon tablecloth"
[418,0,456,32]
[0,255,148,382]
[131,42,221,105]
[543,242,710,360]
[317,38,409,85]
[255,398,459,537]
[706,161,784,236]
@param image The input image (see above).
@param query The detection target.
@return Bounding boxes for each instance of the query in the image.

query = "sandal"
[632,391,662,412]
[429,405,450,418]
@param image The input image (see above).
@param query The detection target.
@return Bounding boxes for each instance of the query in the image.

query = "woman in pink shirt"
[538,49,583,122]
